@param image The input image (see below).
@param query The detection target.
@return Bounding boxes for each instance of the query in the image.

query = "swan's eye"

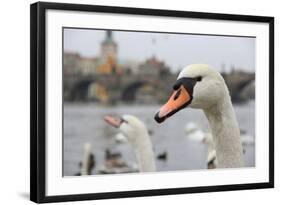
[196,76,202,82]
[174,88,181,100]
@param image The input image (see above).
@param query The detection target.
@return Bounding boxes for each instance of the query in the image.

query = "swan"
[185,122,254,146]
[184,122,207,142]
[185,121,253,167]
[114,133,128,143]
[80,143,95,175]
[104,115,156,172]
[155,64,244,168]
[240,134,255,146]
[202,134,218,169]
[185,122,217,168]
[185,122,252,168]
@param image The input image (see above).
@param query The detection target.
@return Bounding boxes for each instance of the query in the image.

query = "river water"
[63,101,255,176]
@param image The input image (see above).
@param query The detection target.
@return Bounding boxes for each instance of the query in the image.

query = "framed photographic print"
[30,1,274,203]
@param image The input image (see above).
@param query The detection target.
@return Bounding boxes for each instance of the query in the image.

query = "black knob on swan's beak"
[154,111,166,123]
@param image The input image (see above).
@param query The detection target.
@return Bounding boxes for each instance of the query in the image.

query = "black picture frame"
[30,2,274,203]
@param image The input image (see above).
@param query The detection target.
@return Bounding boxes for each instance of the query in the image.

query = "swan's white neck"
[81,144,92,175]
[203,90,243,168]
[129,131,156,172]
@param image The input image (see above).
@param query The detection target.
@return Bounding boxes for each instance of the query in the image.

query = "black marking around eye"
[173,89,181,100]
[196,76,202,81]
[120,118,128,124]
[180,77,197,96]
[172,77,198,97]
[173,80,182,90]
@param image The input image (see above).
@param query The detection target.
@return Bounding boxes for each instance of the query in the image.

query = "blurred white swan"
[78,143,95,175]
[185,122,254,169]
[185,122,217,168]
[114,133,128,144]
[105,115,156,172]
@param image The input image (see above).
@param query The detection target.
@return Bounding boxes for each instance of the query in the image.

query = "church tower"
[101,30,117,63]
[96,30,120,74]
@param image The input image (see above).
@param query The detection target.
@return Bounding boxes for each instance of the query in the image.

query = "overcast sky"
[64,28,255,72]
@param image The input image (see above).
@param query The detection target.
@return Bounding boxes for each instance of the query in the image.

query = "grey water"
[63,100,255,176]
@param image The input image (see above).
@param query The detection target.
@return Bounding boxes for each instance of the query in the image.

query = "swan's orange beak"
[104,115,122,128]
[155,85,192,123]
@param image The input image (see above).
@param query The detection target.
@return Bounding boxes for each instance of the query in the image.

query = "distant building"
[100,30,117,63]
[63,52,80,75]
[119,59,140,74]
[96,30,122,74]
[64,32,172,76]
[138,56,170,76]
[64,31,122,75]
[79,57,98,75]
[64,52,99,76]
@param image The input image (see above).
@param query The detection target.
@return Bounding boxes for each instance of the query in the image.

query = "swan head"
[104,115,148,143]
[155,64,227,123]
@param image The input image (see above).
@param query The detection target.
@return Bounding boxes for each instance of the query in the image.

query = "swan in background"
[202,134,218,169]
[155,64,244,168]
[185,122,254,169]
[185,122,217,168]
[104,115,156,172]
[79,143,95,175]
[114,133,128,144]
[185,122,255,146]
[184,122,206,142]
[185,122,254,168]
[240,133,255,146]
